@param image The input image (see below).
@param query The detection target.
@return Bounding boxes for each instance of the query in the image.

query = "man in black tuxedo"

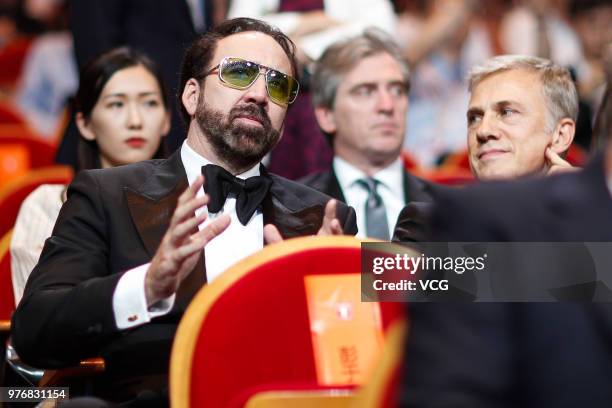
[11,18,356,404]
[300,30,431,241]
[399,78,612,406]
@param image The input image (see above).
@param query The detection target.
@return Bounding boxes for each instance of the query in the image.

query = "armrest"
[0,320,10,332]
[39,357,106,387]
[245,390,355,408]
[4,325,106,387]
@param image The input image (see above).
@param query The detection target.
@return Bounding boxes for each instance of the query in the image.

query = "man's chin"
[476,164,546,181]
[475,163,515,181]
[220,140,269,166]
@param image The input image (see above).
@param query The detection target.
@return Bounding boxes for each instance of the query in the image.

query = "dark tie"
[356,177,390,240]
[202,164,272,226]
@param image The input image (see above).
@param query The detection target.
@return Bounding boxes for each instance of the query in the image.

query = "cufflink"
[127,315,138,322]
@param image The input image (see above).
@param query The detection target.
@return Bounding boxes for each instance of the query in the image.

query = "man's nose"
[475,112,499,142]
[242,73,268,106]
[375,89,394,114]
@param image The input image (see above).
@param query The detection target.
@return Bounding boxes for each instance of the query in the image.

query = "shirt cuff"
[113,263,175,329]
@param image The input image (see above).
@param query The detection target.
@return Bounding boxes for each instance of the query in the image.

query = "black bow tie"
[202,164,272,225]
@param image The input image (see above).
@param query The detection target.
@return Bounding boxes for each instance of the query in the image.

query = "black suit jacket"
[11,151,356,399]
[400,156,612,407]
[300,167,432,235]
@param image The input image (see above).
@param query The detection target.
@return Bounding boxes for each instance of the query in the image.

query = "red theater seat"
[0,229,14,327]
[0,37,33,92]
[401,150,420,172]
[0,166,73,238]
[0,103,27,126]
[170,236,406,408]
[440,149,471,171]
[353,320,406,408]
[0,132,57,170]
[421,168,475,186]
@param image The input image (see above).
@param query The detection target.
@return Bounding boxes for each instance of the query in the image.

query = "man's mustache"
[229,104,271,128]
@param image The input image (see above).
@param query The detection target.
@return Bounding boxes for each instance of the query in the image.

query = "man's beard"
[196,99,281,171]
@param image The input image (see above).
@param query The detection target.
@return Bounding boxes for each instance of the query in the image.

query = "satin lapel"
[125,184,184,258]
[262,168,323,240]
[125,152,187,257]
[124,151,206,307]
[262,194,323,240]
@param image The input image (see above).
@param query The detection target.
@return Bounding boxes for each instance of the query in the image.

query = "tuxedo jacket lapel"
[262,168,324,239]
[262,193,323,239]
[124,151,207,308]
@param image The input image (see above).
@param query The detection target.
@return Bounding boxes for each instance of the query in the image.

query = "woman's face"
[77,65,170,168]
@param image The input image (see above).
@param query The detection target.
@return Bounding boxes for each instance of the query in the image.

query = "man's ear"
[314,105,337,135]
[181,78,201,117]
[550,118,576,155]
[75,112,96,141]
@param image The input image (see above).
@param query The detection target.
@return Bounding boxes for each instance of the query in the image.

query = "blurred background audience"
[0,0,612,242]
[13,0,76,140]
[0,1,610,404]
[0,0,610,244]
[396,0,496,167]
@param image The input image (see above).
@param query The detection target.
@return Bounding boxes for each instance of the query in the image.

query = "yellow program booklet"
[305,274,384,385]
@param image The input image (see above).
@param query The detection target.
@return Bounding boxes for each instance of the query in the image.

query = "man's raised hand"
[145,175,230,305]
[545,147,577,176]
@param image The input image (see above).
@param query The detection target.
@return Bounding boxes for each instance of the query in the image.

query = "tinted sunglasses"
[206,57,300,106]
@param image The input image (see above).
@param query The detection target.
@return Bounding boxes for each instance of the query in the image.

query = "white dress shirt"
[333,157,405,239]
[113,141,264,329]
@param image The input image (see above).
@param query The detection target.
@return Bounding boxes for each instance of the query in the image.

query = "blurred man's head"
[466,55,578,180]
[312,30,410,174]
[570,0,612,61]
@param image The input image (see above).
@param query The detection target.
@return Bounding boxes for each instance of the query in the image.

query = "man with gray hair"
[466,54,578,180]
[301,30,432,240]
[400,58,612,408]
[393,54,580,241]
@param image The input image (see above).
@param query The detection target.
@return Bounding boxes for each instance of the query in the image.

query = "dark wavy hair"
[76,47,169,170]
[177,17,298,124]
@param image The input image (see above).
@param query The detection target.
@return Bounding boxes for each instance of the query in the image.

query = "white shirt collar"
[179,139,265,283]
[333,156,404,199]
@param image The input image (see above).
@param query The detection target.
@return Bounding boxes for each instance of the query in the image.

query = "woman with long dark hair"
[10,47,170,304]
